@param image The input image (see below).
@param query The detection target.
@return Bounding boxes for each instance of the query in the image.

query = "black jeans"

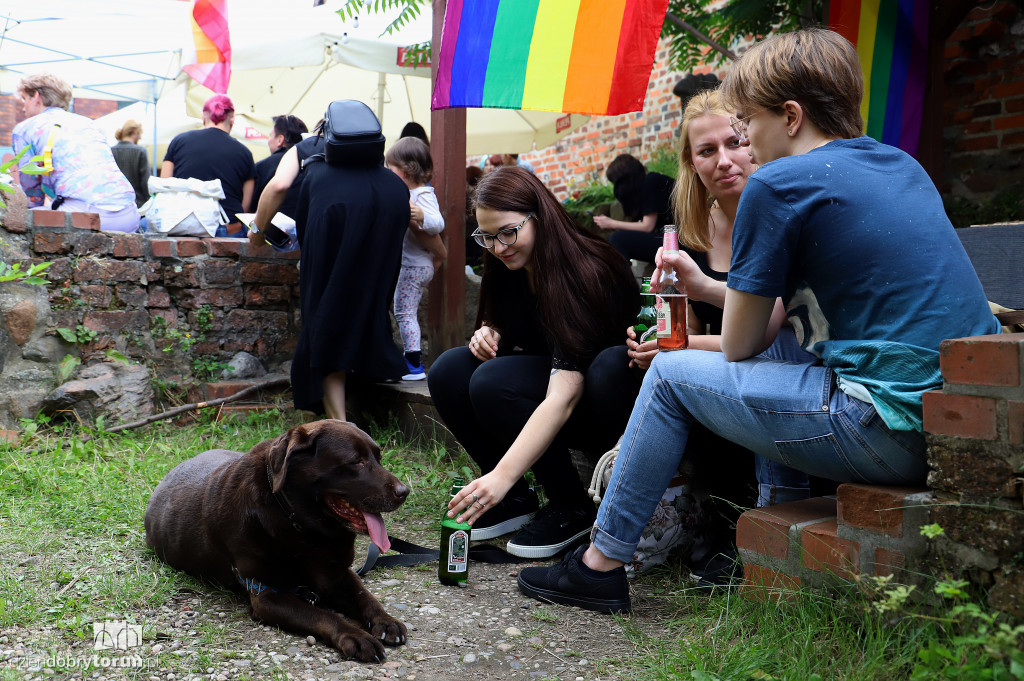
[427,346,642,509]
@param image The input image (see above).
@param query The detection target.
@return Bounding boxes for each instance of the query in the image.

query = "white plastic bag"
[140,177,227,237]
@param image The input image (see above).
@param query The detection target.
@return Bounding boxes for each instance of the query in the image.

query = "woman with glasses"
[427,166,639,559]
[252,114,308,220]
[517,28,998,615]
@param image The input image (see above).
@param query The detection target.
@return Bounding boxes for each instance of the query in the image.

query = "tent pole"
[376,72,386,123]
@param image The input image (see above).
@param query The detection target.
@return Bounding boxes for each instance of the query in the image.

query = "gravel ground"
[1,539,677,681]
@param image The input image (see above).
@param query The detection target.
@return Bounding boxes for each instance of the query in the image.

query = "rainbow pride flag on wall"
[183,0,231,94]
[432,0,670,116]
[829,0,930,156]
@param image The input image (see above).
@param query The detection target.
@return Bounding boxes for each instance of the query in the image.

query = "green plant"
[0,147,30,204]
[945,187,1024,229]
[56,324,98,345]
[647,142,680,179]
[190,355,231,383]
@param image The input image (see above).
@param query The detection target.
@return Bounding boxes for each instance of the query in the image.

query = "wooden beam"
[427,0,467,355]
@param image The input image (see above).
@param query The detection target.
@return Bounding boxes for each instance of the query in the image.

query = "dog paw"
[368,616,407,646]
[333,631,387,663]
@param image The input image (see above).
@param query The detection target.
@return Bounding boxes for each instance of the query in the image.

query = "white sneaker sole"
[506,526,592,559]
[402,372,426,381]
[470,511,537,541]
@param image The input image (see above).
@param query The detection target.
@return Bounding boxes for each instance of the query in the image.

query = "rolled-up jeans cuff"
[590,524,637,564]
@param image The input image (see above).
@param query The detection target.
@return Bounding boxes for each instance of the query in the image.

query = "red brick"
[181,287,243,308]
[993,81,1024,99]
[1005,131,1024,146]
[1009,401,1024,446]
[112,234,145,258]
[1007,97,1024,114]
[240,262,299,285]
[150,239,175,258]
[957,135,998,152]
[740,564,801,602]
[30,210,68,228]
[875,548,906,578]
[245,285,292,306]
[73,259,148,283]
[836,484,929,538]
[965,120,992,134]
[204,261,241,285]
[82,310,149,334]
[163,263,201,288]
[995,114,1024,131]
[79,284,112,307]
[176,239,206,257]
[0,430,18,445]
[205,381,255,401]
[801,520,860,578]
[72,232,113,256]
[208,238,243,257]
[70,212,101,231]
[940,334,1021,387]
[736,497,837,560]
[147,287,171,308]
[33,232,69,254]
[923,391,999,441]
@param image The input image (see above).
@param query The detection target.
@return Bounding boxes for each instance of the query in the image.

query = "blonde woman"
[111,119,150,207]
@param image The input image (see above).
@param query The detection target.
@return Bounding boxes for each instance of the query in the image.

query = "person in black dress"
[593,153,675,263]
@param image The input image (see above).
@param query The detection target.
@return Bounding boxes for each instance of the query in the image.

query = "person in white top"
[385,137,447,380]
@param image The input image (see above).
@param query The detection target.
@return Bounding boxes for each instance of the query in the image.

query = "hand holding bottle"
[626,325,659,369]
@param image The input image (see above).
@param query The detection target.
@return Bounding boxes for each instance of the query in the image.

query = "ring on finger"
[472,493,479,503]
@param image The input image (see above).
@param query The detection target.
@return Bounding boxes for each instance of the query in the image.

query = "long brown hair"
[472,167,637,360]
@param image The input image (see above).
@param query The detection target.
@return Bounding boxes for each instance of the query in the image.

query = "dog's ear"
[266,423,317,493]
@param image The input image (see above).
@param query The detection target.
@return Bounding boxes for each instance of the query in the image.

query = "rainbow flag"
[183,0,231,94]
[829,0,929,156]
[432,0,670,116]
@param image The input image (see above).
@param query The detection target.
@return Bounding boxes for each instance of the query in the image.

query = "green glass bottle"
[439,478,471,586]
[634,276,656,338]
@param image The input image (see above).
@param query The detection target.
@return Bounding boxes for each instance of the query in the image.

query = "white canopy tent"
[0,0,589,156]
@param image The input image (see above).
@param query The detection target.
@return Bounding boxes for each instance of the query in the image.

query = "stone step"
[737,484,932,600]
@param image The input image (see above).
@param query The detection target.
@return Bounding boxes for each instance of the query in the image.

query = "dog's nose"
[394,482,410,501]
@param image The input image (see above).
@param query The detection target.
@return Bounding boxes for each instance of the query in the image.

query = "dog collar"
[266,460,305,533]
[232,567,319,605]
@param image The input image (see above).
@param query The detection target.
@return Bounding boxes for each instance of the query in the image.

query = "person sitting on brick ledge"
[516,27,1001,615]
[12,72,140,233]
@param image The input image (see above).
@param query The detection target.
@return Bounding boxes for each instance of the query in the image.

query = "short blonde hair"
[671,88,732,251]
[115,119,143,141]
[17,72,72,110]
[721,28,864,140]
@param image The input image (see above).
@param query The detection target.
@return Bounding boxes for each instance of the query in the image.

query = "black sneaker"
[517,545,630,614]
[506,503,595,559]
[470,489,539,541]
[690,544,743,592]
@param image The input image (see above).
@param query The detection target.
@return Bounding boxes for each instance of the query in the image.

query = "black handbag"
[319,99,386,168]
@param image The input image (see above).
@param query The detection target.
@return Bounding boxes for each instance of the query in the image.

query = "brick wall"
[14,210,301,374]
[0,96,117,146]
[522,2,1023,208]
[738,332,1024,615]
[943,1,1024,199]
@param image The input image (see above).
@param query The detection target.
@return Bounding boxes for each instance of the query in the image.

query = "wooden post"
[427,0,467,356]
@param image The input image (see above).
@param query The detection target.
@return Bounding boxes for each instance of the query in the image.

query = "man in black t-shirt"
[161,95,255,236]
[593,153,675,263]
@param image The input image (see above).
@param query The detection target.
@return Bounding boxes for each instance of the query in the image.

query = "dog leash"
[355,536,528,576]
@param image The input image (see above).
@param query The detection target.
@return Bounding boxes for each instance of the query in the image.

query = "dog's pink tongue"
[364,512,390,553]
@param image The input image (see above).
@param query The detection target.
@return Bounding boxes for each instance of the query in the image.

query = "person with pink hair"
[161,94,256,236]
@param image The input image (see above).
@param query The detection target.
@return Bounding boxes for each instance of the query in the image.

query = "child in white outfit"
[386,137,446,380]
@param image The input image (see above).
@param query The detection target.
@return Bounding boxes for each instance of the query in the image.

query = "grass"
[1,408,1020,681]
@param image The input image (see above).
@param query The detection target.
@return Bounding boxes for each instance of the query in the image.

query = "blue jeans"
[592,347,928,563]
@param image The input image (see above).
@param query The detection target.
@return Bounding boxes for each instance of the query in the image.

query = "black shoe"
[690,544,742,592]
[517,545,630,614]
[470,489,539,541]
[506,503,595,559]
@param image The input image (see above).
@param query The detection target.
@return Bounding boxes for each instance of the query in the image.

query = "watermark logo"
[92,621,142,651]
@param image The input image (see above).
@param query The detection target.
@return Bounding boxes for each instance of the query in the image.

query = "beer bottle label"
[447,530,469,572]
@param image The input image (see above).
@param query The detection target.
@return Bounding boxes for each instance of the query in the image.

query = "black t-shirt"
[484,259,638,373]
[686,248,728,334]
[640,172,676,234]
[253,147,303,220]
[164,128,256,221]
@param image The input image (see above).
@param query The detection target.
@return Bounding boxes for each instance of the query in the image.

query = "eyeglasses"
[729,111,761,143]
[471,214,533,249]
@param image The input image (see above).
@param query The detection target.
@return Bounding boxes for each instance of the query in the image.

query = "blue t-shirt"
[728,136,999,431]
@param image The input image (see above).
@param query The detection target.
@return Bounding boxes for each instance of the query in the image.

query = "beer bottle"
[656,226,689,351]
[439,478,471,586]
[634,277,656,339]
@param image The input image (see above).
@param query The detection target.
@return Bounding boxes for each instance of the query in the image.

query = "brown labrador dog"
[144,420,409,662]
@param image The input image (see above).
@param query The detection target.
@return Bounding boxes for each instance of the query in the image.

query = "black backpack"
[308,99,386,168]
